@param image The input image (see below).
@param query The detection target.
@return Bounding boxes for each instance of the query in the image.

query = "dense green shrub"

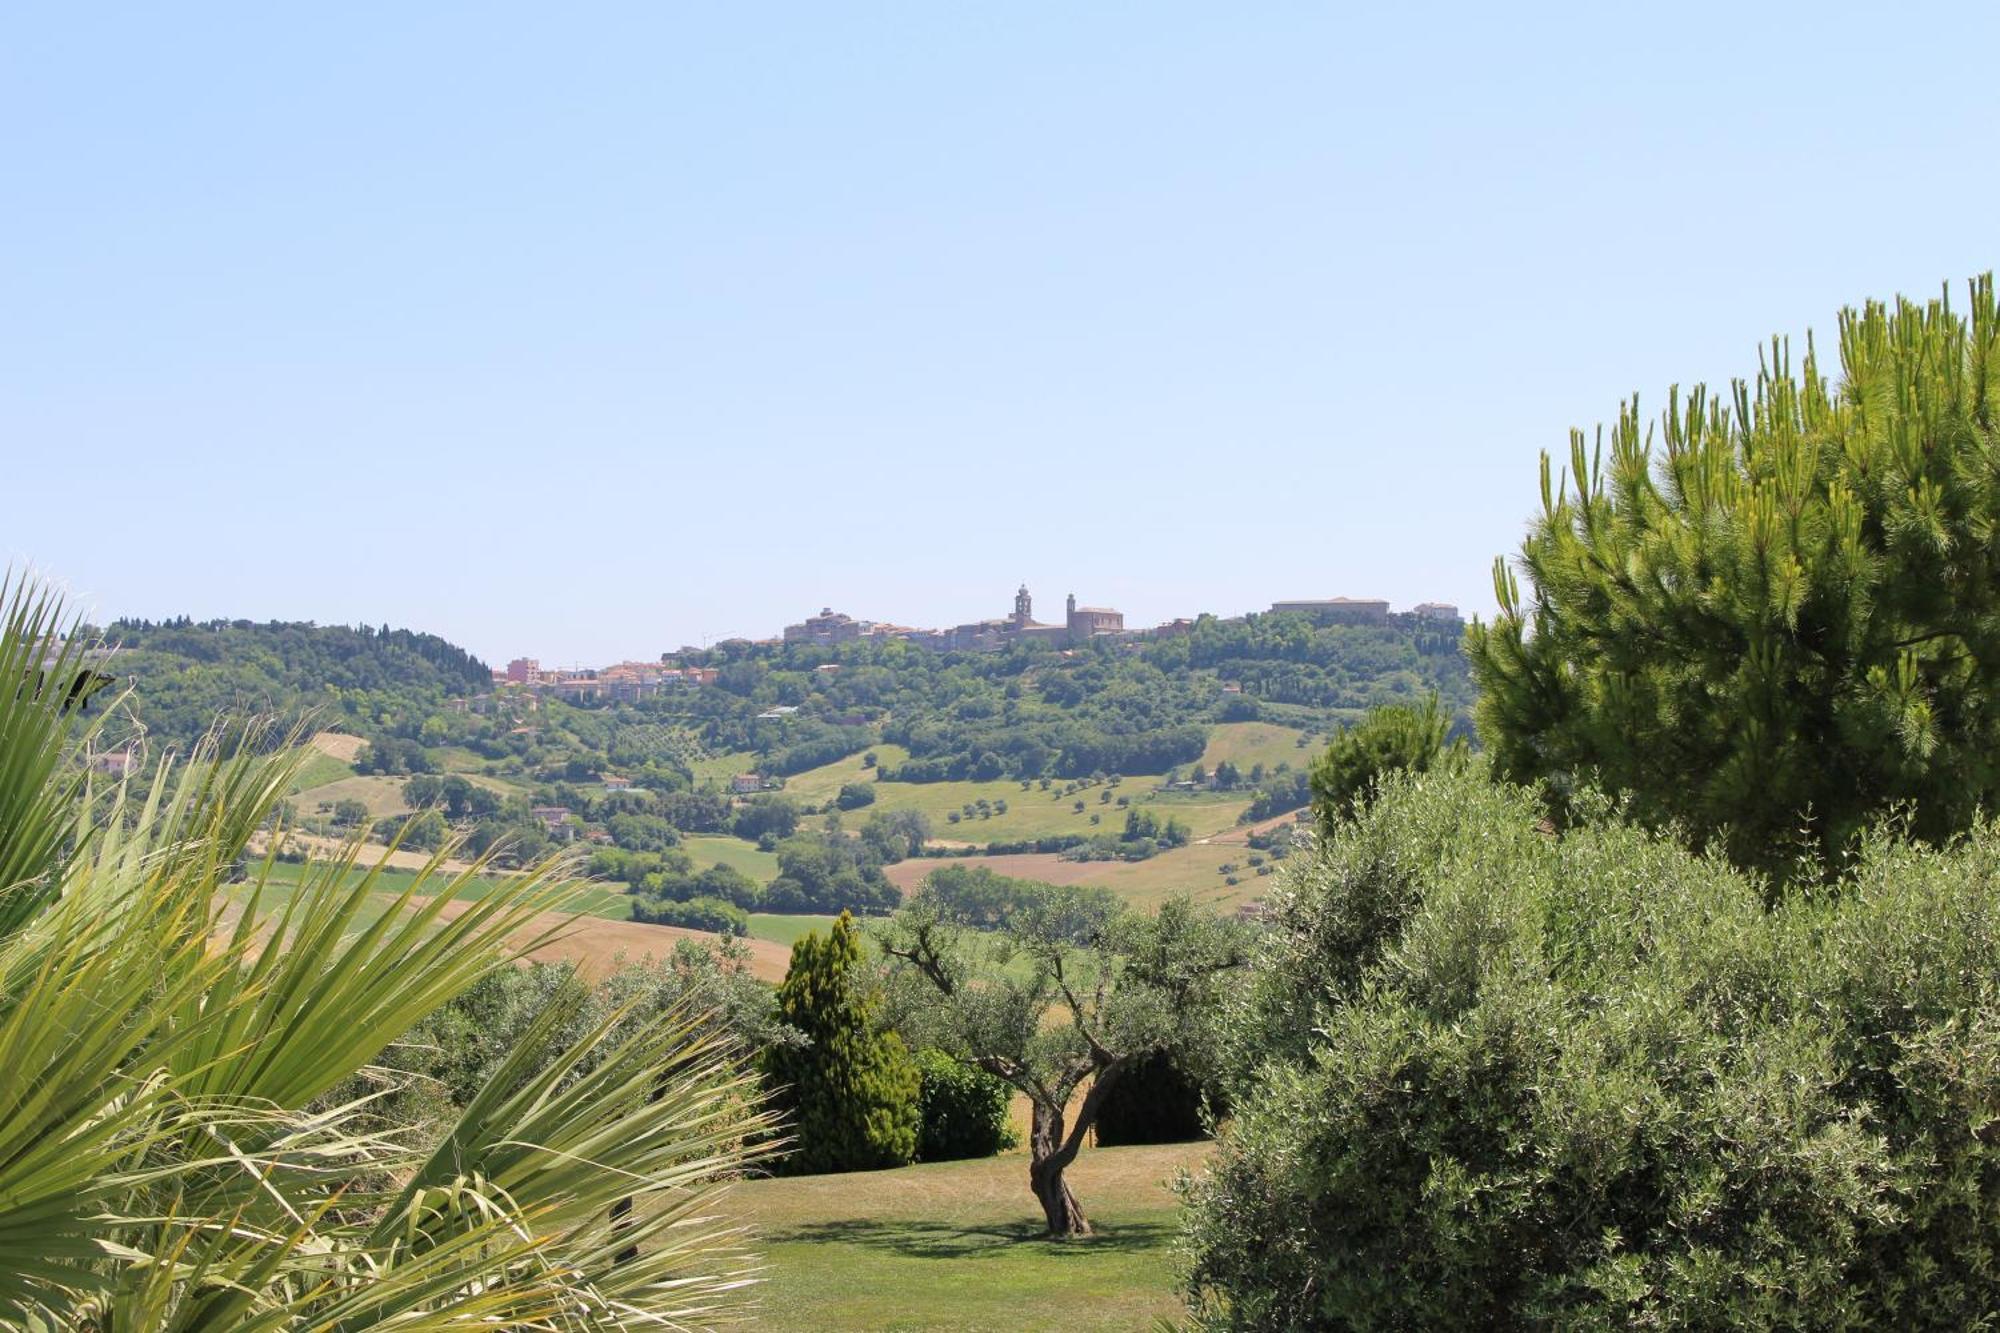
[763,912,920,1174]
[1182,763,2000,1329]
[1306,693,1452,834]
[1468,277,2000,873]
[913,1048,1017,1161]
[630,894,748,935]
[836,780,877,810]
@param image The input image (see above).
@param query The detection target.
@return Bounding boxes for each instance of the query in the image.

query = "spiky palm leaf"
[0,574,770,1328]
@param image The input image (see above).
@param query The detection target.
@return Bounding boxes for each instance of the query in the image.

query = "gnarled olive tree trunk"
[1028,1102,1090,1237]
[1024,1065,1124,1238]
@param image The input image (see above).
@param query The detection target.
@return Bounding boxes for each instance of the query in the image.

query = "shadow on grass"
[765,1217,1174,1260]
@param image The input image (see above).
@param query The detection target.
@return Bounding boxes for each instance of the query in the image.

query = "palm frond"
[0,575,770,1327]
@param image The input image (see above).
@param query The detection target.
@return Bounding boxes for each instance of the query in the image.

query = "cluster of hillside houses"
[490,658,720,704]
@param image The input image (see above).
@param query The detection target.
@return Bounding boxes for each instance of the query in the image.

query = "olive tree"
[877,885,1245,1237]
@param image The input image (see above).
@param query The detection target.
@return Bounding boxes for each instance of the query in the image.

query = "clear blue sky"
[6,3,1996,666]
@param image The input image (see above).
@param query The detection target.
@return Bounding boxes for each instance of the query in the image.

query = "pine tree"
[1468,275,2000,874]
[763,911,920,1174]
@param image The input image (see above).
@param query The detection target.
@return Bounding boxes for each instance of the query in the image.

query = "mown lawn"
[732,1143,1204,1331]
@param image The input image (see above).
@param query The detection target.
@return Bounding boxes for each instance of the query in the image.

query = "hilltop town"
[493,585,1463,699]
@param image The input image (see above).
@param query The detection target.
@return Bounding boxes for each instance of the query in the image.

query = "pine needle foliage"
[0,573,772,1329]
[1467,275,2000,873]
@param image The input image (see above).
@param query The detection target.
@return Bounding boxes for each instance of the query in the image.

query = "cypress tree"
[763,911,920,1174]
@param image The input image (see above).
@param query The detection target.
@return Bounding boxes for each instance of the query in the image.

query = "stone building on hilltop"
[1268,596,1391,625]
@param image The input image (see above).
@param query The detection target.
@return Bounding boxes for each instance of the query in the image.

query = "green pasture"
[681,834,782,884]
[1198,720,1313,774]
[777,747,1252,845]
[285,750,356,795]
[688,749,763,790]
[744,912,839,950]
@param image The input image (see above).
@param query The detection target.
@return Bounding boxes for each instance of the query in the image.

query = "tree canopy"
[1183,759,2000,1329]
[1468,276,2000,871]
[763,912,920,1174]
[880,878,1245,1236]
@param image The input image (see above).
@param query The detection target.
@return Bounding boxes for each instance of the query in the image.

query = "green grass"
[744,912,838,950]
[775,744,909,805]
[731,1143,1204,1330]
[285,750,356,795]
[682,834,781,884]
[688,749,764,790]
[429,745,490,773]
[778,748,1251,845]
[1199,720,1311,774]
[254,861,633,920]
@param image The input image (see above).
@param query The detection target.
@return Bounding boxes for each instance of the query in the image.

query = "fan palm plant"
[0,574,773,1329]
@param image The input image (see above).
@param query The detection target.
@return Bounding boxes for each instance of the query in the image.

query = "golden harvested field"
[308,730,367,763]
[293,770,517,818]
[253,830,476,875]
[420,894,793,982]
[224,876,792,983]
[291,774,414,817]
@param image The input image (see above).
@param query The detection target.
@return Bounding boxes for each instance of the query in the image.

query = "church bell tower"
[1014,584,1033,628]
